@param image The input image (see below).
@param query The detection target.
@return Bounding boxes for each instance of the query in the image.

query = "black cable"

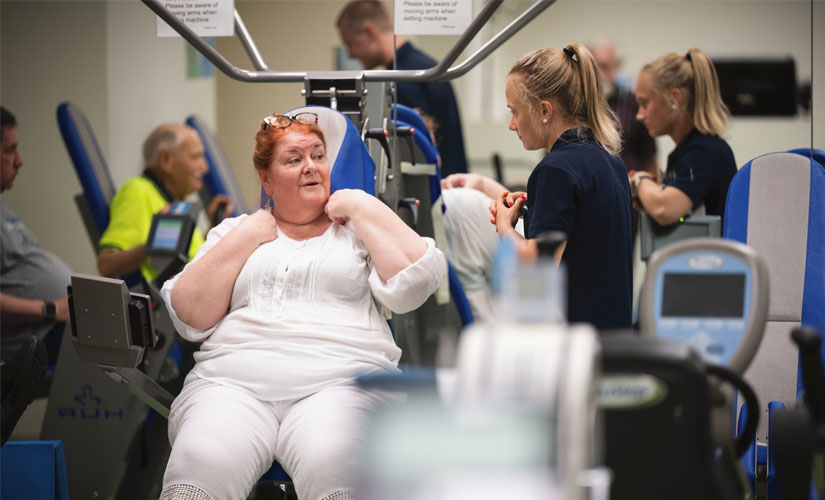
[706,363,760,457]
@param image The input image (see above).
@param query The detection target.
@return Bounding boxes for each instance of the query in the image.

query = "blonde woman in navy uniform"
[491,43,633,331]
[629,48,736,225]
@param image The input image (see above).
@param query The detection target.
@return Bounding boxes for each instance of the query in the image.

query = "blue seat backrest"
[392,105,473,327]
[393,104,442,206]
[56,102,117,235]
[787,147,825,167]
[724,152,825,343]
[393,104,434,153]
[185,115,250,217]
[725,151,825,479]
[57,102,143,288]
[259,105,376,207]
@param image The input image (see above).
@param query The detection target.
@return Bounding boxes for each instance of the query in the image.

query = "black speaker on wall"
[712,57,797,116]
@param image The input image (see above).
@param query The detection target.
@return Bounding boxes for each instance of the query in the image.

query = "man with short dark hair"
[337,0,469,177]
[1,106,69,444]
[0,106,72,361]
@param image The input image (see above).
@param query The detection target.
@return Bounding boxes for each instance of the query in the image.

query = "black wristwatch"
[43,301,57,321]
[630,174,654,200]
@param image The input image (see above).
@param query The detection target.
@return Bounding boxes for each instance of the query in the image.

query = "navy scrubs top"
[390,42,468,177]
[525,128,633,330]
[663,128,737,221]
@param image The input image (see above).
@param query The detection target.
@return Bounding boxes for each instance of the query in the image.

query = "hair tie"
[563,47,576,60]
[685,51,692,62]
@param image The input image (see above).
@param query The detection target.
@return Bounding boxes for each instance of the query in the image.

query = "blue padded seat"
[57,102,142,288]
[0,440,69,500]
[391,104,474,327]
[787,147,825,167]
[724,152,825,369]
[57,102,117,240]
[185,114,250,217]
[724,151,825,495]
[392,103,442,208]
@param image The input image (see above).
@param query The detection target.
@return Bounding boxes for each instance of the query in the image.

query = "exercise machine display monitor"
[146,201,198,256]
[640,238,769,374]
[640,213,721,261]
[146,201,200,285]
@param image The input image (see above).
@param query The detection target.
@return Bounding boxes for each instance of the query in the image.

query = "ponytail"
[686,48,729,137]
[642,48,729,137]
[564,43,622,155]
[509,43,621,155]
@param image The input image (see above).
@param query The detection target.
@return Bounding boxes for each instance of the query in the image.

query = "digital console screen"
[662,273,746,318]
[151,219,183,251]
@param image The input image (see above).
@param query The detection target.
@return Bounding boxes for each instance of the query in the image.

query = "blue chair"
[724,151,825,497]
[56,102,117,252]
[185,114,250,218]
[57,101,143,288]
[0,441,69,500]
[391,104,474,328]
[787,147,825,168]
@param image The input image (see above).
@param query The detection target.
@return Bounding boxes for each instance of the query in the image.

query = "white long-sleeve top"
[160,214,445,401]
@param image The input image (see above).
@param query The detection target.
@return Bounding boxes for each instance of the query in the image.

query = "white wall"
[1,1,109,275]
[106,0,216,187]
[1,0,215,275]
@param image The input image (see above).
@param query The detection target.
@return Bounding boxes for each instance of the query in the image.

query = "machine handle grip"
[706,363,760,457]
[791,326,825,423]
[364,129,391,169]
[212,202,227,227]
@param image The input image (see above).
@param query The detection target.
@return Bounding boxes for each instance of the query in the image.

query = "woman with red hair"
[159,112,444,500]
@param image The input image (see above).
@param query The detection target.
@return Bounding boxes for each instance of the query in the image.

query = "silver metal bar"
[441,0,556,81]
[144,0,548,84]
[363,0,502,83]
[143,0,305,82]
[102,365,175,419]
[234,9,268,71]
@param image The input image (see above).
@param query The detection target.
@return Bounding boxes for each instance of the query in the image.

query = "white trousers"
[163,374,388,500]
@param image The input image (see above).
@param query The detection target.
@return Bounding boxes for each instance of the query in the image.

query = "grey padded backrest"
[746,153,811,321]
[736,152,812,441]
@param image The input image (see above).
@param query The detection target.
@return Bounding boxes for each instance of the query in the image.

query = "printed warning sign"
[157,0,234,38]
[394,0,472,35]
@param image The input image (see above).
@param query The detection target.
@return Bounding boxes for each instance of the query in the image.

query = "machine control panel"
[641,238,769,374]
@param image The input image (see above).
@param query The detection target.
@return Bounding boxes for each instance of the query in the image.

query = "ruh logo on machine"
[57,384,124,420]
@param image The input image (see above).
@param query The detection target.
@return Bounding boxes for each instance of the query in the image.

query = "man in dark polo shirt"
[337,0,468,177]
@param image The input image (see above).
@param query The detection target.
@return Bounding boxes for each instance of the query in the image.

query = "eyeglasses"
[262,112,319,130]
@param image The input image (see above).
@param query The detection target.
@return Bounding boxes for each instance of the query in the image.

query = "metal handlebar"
[234,9,268,72]
[142,0,554,84]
